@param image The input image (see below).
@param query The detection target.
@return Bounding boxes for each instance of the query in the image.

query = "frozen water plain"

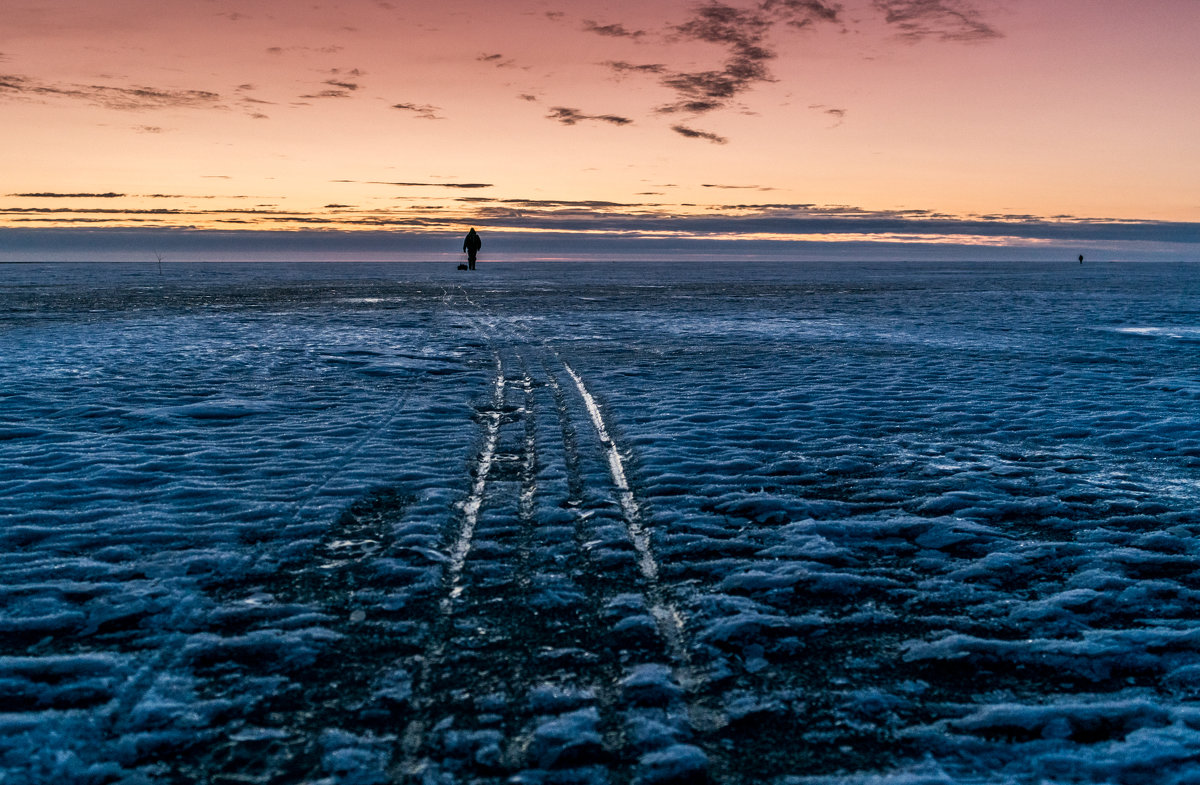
[2,259,1199,785]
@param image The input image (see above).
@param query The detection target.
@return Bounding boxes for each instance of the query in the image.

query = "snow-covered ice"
[1,260,1198,784]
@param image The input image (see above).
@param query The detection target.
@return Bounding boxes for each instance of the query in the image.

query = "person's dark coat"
[463,230,482,255]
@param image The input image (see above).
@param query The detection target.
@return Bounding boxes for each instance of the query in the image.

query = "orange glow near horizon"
[3,0,1199,252]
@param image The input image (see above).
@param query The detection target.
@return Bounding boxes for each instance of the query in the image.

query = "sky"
[2,0,1199,261]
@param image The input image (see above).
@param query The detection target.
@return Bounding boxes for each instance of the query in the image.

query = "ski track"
[561,362,693,671]
[483,309,701,685]
[519,367,538,522]
[542,359,717,782]
[383,296,721,783]
[445,355,506,605]
[538,359,632,774]
[509,306,716,778]
[398,353,504,776]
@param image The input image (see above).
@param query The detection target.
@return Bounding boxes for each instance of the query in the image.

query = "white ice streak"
[444,355,505,604]
[562,362,657,583]
[561,362,694,677]
[520,372,537,518]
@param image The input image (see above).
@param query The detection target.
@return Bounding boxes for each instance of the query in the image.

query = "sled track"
[562,362,693,677]
[397,353,506,775]
[480,307,700,686]
[389,300,719,782]
[445,355,505,605]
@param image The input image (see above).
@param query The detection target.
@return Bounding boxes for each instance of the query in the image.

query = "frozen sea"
[2,259,1199,785]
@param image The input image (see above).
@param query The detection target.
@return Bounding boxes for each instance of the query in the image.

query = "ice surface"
[1,260,1199,783]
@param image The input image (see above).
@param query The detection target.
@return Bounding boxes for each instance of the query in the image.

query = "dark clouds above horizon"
[2,193,1197,260]
[2,224,1196,263]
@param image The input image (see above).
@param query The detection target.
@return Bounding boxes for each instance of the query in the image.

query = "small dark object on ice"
[458,263,469,270]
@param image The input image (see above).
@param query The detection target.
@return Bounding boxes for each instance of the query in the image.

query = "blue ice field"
[2,260,1199,784]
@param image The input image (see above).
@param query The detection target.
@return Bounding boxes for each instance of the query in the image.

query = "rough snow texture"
[1,260,1199,784]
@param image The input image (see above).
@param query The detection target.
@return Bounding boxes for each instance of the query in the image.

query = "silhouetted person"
[463,228,481,270]
[1079,254,1084,264]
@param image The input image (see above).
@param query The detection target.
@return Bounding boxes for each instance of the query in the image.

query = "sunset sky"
[2,0,1198,260]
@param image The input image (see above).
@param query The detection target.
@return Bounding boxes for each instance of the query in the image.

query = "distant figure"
[463,228,482,270]
[1079,254,1084,264]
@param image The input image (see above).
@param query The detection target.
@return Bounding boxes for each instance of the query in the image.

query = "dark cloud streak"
[9,192,125,198]
[0,74,223,111]
[302,68,365,99]
[266,45,344,55]
[671,124,728,144]
[300,90,352,99]
[392,102,443,119]
[606,61,667,76]
[809,103,846,125]
[477,53,516,68]
[361,181,494,189]
[583,20,647,38]
[702,184,776,190]
[873,0,1001,42]
[547,107,633,126]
